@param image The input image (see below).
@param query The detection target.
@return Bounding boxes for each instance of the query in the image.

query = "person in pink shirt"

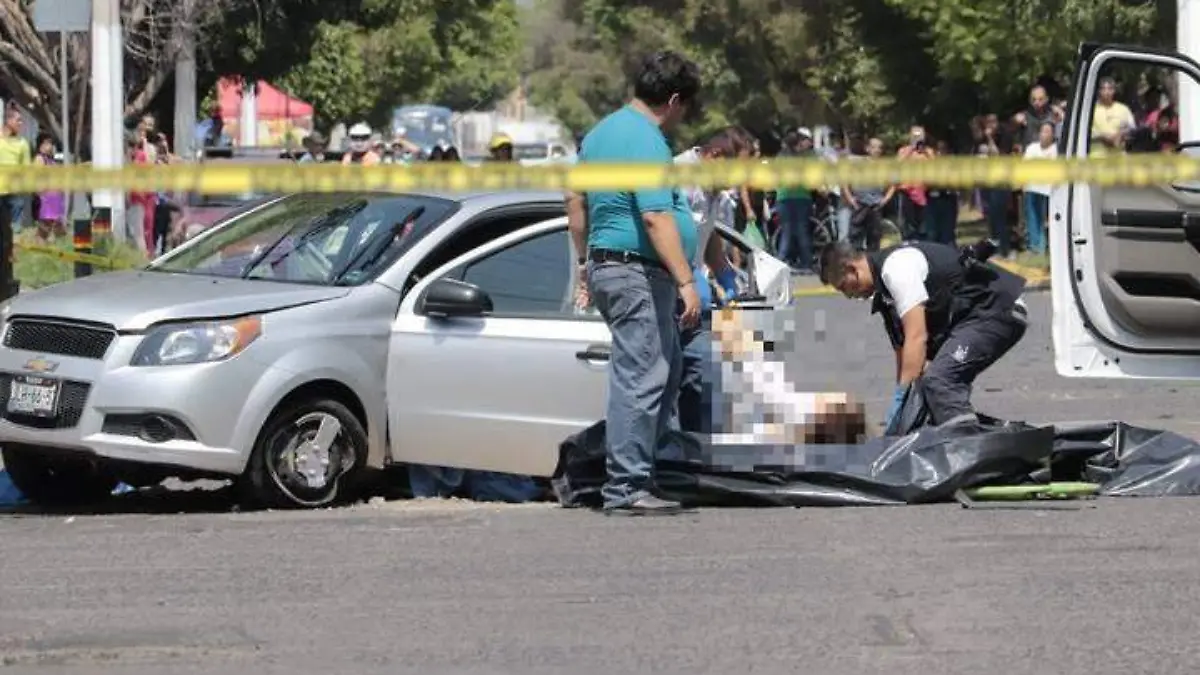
[129,130,158,253]
[896,125,934,241]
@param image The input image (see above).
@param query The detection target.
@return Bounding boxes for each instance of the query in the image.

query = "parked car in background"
[0,190,791,510]
[515,142,577,166]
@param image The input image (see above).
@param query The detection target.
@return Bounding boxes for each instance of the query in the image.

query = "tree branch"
[0,41,59,101]
[0,0,57,78]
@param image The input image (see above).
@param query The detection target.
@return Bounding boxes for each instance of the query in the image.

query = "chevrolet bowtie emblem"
[23,356,59,373]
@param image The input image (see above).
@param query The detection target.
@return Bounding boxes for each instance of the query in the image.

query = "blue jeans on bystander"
[587,260,683,509]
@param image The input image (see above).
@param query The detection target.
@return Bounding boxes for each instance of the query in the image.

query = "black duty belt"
[588,248,664,269]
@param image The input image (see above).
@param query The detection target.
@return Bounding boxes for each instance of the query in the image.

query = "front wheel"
[240,398,368,510]
[1,445,118,508]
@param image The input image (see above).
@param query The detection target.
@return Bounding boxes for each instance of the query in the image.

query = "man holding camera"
[818,239,1028,431]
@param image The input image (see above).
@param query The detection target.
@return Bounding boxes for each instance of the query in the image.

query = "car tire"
[1,444,118,507]
[240,398,367,510]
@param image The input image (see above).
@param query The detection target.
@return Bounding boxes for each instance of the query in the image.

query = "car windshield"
[514,144,548,160]
[393,108,453,150]
[149,193,457,286]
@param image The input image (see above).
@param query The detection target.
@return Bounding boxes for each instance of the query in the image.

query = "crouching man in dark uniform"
[818,240,1028,430]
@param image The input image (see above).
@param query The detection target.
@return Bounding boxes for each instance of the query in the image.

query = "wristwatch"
[576,256,586,266]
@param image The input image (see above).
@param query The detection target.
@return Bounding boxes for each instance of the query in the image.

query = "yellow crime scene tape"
[1,154,1199,193]
[14,242,124,268]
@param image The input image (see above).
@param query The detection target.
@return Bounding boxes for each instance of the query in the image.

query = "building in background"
[453,82,574,163]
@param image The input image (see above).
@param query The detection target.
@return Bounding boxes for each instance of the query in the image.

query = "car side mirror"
[416,278,492,318]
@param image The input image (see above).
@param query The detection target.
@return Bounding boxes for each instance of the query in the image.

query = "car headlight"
[131,316,262,366]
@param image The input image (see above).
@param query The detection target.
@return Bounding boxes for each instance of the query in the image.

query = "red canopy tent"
[217,77,313,119]
[217,77,314,145]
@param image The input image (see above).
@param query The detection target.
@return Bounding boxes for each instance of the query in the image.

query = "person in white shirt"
[1022,122,1056,255]
[819,240,1028,432]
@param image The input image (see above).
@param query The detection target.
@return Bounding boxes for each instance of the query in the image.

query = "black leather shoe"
[603,495,691,516]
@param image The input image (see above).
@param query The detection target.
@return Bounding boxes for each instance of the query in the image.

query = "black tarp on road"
[552,417,1200,508]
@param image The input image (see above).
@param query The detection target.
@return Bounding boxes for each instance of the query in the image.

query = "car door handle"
[575,344,611,362]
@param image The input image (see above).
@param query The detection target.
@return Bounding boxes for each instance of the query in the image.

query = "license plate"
[7,376,61,417]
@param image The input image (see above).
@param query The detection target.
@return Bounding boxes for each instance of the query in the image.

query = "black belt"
[588,248,664,269]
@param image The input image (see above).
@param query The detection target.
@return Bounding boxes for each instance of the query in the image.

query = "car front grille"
[0,373,91,429]
[2,318,116,360]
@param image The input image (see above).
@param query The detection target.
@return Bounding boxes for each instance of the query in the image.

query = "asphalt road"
[3,292,1199,675]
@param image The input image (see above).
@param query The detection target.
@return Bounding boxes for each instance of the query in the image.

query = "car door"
[1053,43,1200,379]
[711,223,792,305]
[387,217,610,477]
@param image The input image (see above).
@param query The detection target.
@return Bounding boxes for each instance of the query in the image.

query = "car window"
[151,194,456,285]
[450,230,573,317]
[403,207,566,296]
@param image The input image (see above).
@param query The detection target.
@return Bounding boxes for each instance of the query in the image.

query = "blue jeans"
[588,260,683,508]
[925,193,958,245]
[677,320,714,436]
[0,195,23,233]
[984,189,1012,256]
[407,464,543,502]
[1023,192,1048,254]
[836,205,852,242]
[776,198,813,270]
[675,263,717,437]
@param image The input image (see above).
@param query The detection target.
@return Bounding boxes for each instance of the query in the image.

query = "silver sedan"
[0,191,792,509]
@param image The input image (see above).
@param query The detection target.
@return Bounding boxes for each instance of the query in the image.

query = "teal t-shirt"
[579,105,698,263]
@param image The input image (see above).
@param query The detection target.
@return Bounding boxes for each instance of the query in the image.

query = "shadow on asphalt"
[0,469,419,517]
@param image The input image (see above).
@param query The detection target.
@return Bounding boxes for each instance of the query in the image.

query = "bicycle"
[769,195,840,267]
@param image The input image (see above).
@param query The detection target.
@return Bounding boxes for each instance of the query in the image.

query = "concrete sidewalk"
[791,258,1051,298]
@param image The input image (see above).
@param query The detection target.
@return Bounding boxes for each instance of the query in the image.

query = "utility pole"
[239,81,258,147]
[1178,0,1200,141]
[173,1,197,158]
[90,0,125,243]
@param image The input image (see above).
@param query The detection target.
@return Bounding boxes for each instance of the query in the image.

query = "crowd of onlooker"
[0,74,1186,269]
[758,77,1184,275]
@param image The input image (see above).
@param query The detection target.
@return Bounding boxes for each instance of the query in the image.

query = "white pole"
[1178,0,1200,141]
[59,36,70,164]
[239,81,257,147]
[90,0,124,241]
[174,30,196,160]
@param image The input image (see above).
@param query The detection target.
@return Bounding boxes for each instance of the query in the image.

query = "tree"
[0,0,222,155]
[524,0,1166,149]
[276,22,375,131]
[269,0,523,130]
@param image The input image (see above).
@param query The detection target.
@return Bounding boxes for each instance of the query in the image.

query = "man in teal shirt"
[565,50,701,516]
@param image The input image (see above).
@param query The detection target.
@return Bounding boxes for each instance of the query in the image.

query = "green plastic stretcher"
[954,482,1101,509]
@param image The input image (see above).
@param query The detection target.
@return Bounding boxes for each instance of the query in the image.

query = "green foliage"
[204,0,525,131]
[277,22,375,130]
[524,0,1167,148]
[14,231,149,291]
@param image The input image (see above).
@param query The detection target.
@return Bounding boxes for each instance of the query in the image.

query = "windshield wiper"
[240,202,367,278]
[331,206,425,284]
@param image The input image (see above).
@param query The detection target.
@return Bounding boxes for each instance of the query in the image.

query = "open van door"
[1052,42,1200,379]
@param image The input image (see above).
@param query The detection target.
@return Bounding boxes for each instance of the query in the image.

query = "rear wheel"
[1,445,118,507]
[239,398,367,510]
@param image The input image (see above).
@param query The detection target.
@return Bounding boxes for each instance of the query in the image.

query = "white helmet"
[348,122,372,153]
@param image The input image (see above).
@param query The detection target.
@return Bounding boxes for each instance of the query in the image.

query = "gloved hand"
[714,266,740,300]
[884,383,909,429]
